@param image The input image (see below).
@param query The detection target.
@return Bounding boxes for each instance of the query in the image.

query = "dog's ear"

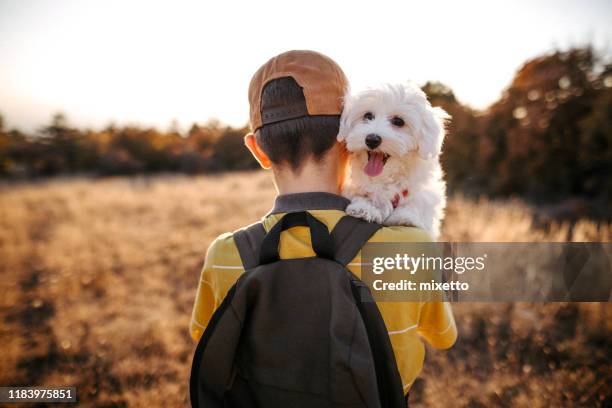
[337,113,349,142]
[337,91,353,142]
[417,106,450,160]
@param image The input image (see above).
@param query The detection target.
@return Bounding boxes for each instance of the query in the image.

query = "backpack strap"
[233,222,267,270]
[350,279,406,407]
[235,215,382,269]
[259,212,334,265]
[331,216,382,266]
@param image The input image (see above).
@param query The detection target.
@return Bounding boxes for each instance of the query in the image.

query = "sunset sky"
[1,0,611,132]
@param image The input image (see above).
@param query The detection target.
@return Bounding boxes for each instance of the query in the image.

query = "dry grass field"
[0,171,610,407]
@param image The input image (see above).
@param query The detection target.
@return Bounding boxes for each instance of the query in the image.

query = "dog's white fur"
[338,83,449,239]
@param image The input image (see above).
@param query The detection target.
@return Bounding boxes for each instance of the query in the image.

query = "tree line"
[430,47,611,205]
[1,47,610,206]
[0,116,257,177]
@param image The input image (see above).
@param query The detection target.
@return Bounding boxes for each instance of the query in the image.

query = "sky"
[0,0,611,133]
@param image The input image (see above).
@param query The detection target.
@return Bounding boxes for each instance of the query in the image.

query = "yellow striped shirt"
[190,192,457,390]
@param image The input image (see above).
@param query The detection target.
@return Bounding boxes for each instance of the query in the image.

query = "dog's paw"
[346,200,386,224]
[384,207,439,239]
[384,207,423,228]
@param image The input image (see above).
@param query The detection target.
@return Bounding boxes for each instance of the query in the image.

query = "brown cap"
[248,50,348,131]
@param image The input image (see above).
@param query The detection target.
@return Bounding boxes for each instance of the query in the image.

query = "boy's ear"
[244,133,272,169]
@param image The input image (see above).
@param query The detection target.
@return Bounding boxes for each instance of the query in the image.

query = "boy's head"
[244,51,349,183]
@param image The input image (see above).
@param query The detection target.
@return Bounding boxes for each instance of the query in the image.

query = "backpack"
[190,211,406,408]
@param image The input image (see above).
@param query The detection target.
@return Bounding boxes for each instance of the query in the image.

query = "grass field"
[0,171,610,407]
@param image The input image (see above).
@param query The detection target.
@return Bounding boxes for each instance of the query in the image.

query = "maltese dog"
[338,83,449,239]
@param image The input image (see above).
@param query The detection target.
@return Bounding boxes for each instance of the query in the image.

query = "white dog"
[338,83,449,239]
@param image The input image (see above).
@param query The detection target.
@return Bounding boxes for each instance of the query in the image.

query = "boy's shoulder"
[205,232,242,267]
[205,219,434,267]
[209,231,236,248]
[370,224,434,244]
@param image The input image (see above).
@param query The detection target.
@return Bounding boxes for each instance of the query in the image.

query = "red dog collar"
[391,189,409,209]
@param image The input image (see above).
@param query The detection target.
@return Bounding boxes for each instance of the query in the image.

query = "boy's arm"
[417,301,457,349]
[415,239,457,349]
[189,239,219,341]
[373,225,457,349]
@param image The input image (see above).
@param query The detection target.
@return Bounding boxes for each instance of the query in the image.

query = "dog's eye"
[391,116,405,127]
[363,112,374,121]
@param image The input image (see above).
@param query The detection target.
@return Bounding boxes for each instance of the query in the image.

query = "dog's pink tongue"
[364,152,385,177]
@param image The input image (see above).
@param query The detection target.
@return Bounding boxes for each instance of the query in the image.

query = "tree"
[36,113,97,174]
[209,127,258,171]
[481,47,604,199]
[578,87,612,200]
[423,82,482,192]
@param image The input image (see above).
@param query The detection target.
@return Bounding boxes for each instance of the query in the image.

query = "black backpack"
[190,211,405,408]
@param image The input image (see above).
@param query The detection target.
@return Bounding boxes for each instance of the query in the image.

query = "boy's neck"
[273,159,342,196]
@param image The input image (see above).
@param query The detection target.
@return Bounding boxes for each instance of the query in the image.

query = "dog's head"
[338,83,449,177]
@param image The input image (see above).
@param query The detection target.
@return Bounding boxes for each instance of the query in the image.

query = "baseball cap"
[248,50,349,131]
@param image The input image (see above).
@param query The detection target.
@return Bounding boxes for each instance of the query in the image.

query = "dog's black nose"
[365,134,382,149]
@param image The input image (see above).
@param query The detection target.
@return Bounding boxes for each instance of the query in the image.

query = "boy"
[190,50,456,397]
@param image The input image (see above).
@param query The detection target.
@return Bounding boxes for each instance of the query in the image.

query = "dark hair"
[255,77,340,171]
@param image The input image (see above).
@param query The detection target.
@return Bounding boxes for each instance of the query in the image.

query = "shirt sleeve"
[417,301,457,349]
[369,225,458,349]
[189,240,218,341]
